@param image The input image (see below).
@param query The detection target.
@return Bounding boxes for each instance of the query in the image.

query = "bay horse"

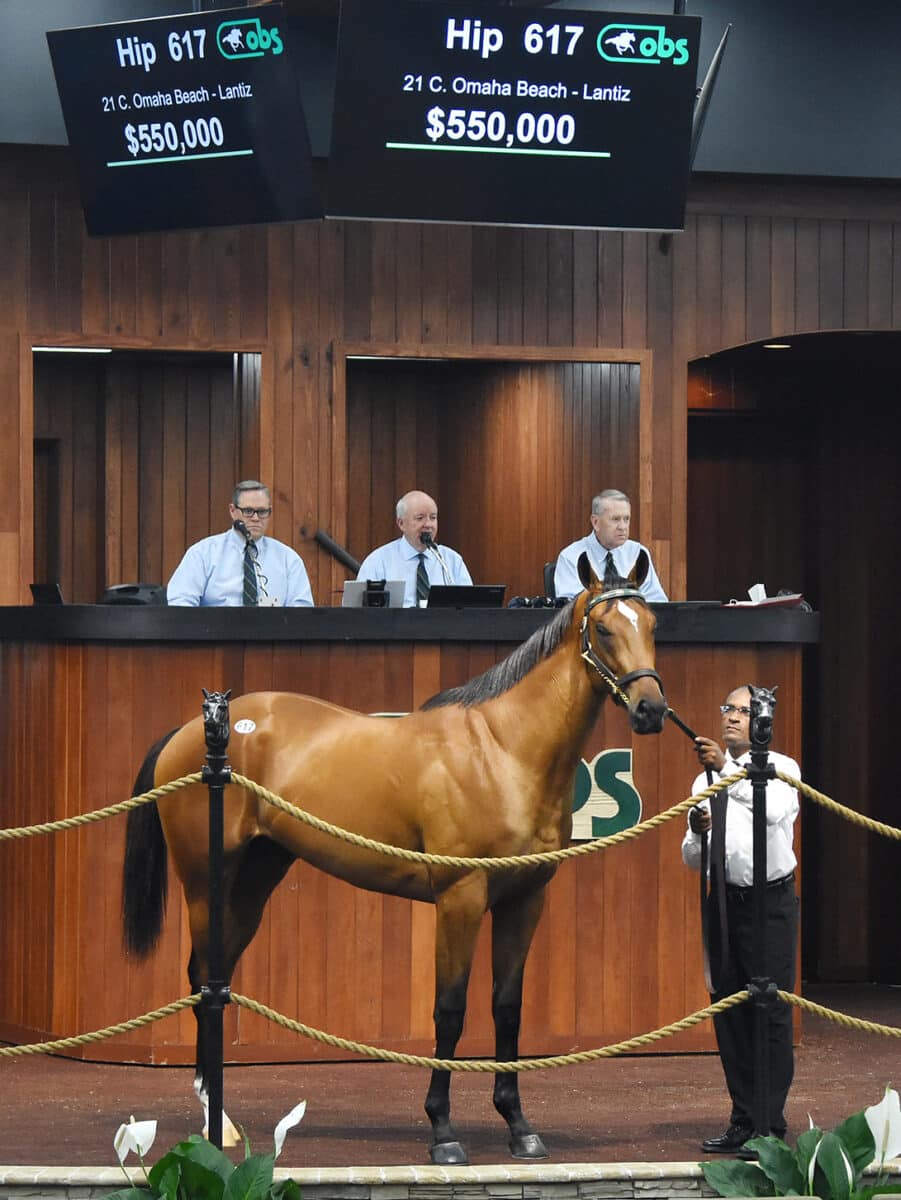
[122,551,667,1164]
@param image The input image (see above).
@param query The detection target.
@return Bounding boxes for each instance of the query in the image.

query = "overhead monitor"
[47,4,321,236]
[328,0,701,231]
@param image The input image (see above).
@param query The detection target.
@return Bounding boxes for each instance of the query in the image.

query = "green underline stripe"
[386,142,610,159]
[107,149,255,167]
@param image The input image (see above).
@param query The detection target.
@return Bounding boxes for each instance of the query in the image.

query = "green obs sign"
[597,23,690,66]
[571,748,640,840]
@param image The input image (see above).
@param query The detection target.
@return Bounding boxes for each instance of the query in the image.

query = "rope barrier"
[778,772,901,840]
[228,771,742,869]
[0,774,202,841]
[0,996,201,1057]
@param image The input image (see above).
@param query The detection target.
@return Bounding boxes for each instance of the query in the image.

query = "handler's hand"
[694,735,726,773]
[689,805,711,834]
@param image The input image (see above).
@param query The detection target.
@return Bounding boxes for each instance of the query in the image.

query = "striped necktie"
[603,552,618,584]
[243,542,259,606]
[416,552,430,605]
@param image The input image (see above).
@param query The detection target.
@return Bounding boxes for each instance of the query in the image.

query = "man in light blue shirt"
[356,489,472,608]
[167,480,314,607]
[554,488,668,602]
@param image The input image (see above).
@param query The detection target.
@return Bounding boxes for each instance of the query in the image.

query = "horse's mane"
[420,598,577,710]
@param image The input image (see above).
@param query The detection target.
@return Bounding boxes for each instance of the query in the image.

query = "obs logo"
[571,748,641,840]
[597,23,689,66]
[217,18,284,59]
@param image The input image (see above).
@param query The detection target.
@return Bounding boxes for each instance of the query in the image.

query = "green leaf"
[796,1126,823,1185]
[701,1159,771,1197]
[150,1161,181,1200]
[834,1111,877,1178]
[223,1154,275,1200]
[814,1131,855,1200]
[752,1135,807,1193]
[176,1158,230,1200]
[270,1179,302,1200]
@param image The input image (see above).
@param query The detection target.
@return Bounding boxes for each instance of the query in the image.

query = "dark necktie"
[416,552,430,605]
[603,551,618,584]
[243,542,259,606]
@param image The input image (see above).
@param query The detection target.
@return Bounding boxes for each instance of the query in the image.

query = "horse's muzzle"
[628,687,668,735]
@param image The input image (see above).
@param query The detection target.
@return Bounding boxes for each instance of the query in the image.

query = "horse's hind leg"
[424,874,488,1166]
[491,887,549,1159]
[188,837,296,1143]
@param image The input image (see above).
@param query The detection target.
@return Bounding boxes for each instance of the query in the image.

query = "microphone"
[233,519,252,543]
[420,530,451,583]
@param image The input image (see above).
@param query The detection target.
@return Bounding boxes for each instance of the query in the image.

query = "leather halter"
[579,587,665,707]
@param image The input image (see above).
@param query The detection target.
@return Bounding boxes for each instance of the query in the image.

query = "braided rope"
[231,990,749,1071]
[778,772,901,840]
[0,774,203,841]
[230,771,742,870]
[0,996,201,1057]
[779,991,901,1037]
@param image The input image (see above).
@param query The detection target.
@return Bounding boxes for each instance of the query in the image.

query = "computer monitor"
[427,585,506,609]
[342,580,406,608]
[30,582,65,605]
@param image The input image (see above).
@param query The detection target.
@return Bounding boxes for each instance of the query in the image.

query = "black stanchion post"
[747,685,779,1140]
[201,688,232,1151]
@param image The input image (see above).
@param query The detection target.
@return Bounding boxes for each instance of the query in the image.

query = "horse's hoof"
[510,1133,549,1159]
[430,1140,468,1165]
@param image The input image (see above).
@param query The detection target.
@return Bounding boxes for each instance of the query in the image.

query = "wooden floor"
[1,985,898,1169]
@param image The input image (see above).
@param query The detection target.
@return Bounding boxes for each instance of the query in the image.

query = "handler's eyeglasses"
[236,506,272,519]
[720,704,752,716]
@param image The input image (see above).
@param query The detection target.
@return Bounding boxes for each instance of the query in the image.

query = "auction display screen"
[47,4,321,236]
[328,0,701,231]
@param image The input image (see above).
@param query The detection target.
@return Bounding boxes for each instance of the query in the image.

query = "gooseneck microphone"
[420,530,451,584]
[233,520,272,603]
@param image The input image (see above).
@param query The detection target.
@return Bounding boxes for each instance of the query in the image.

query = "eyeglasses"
[720,704,751,716]
[236,506,272,519]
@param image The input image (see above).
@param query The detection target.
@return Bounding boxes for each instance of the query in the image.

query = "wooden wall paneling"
[291,225,322,594]
[0,154,28,330]
[267,224,296,563]
[621,232,648,349]
[27,169,57,335]
[496,226,524,346]
[345,367,374,564]
[318,222,345,597]
[370,223,399,344]
[817,220,844,330]
[162,231,190,340]
[109,236,138,339]
[572,229,598,348]
[342,221,373,343]
[548,229,574,346]
[238,226,269,344]
[770,217,797,336]
[842,222,870,330]
[134,235,162,340]
[720,215,748,348]
[187,231,215,344]
[745,217,772,344]
[237,352,262,487]
[55,186,84,334]
[793,219,821,334]
[866,222,893,330]
[471,227,499,345]
[160,364,188,586]
[522,230,549,347]
[893,222,901,327]
[138,367,165,586]
[695,215,722,355]
[598,232,624,348]
[445,225,473,347]
[80,228,111,339]
[395,223,423,345]
[212,229,241,345]
[421,224,450,345]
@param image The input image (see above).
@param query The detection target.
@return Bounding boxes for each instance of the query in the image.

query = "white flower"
[865,1086,901,1166]
[273,1100,307,1160]
[113,1117,157,1163]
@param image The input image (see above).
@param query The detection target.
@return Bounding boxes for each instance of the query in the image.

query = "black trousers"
[710,877,799,1134]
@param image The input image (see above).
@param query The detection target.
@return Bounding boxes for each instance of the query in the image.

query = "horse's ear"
[577,551,601,591]
[224,689,232,699]
[202,688,210,699]
[628,550,649,589]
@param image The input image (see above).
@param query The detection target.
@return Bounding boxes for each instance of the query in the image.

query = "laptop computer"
[30,582,64,605]
[427,584,506,609]
[342,579,406,608]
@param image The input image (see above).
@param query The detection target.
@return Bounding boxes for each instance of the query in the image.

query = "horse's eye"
[594,624,611,638]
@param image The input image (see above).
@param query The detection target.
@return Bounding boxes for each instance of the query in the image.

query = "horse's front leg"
[491,886,550,1159]
[425,873,487,1165]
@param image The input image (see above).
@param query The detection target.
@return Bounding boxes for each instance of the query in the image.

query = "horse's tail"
[122,728,179,958]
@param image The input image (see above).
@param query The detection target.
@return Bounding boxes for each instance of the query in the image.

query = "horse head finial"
[201,688,232,752]
[748,684,778,749]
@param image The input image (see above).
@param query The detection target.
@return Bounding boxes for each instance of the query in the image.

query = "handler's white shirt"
[681,749,800,887]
